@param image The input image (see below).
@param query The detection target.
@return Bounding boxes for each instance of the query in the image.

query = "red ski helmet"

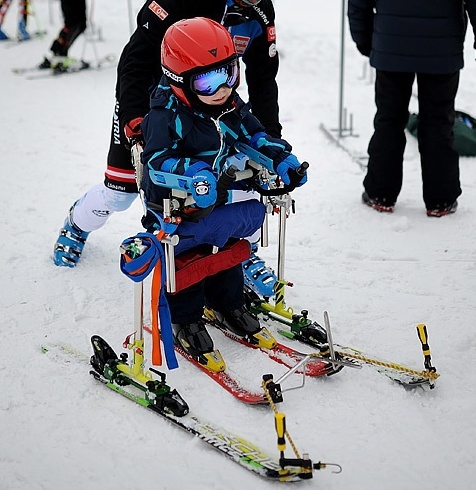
[161,17,240,107]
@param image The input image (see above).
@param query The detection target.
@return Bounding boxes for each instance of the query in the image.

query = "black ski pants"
[50,0,87,56]
[166,263,245,326]
[364,70,462,209]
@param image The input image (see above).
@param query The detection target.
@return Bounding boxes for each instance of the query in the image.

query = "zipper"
[211,107,235,172]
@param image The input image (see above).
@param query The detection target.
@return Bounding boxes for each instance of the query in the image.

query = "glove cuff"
[184,161,213,177]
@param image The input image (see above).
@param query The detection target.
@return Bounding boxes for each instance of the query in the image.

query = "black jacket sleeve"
[242,0,281,138]
[347,0,374,56]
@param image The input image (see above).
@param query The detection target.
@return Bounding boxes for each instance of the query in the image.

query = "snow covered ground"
[1,1,476,489]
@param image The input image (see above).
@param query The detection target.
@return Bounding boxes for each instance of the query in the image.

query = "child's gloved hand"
[275,154,308,186]
[190,169,217,208]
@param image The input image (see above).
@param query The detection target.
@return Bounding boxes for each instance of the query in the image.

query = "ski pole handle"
[416,324,436,372]
[275,412,286,453]
[296,161,309,177]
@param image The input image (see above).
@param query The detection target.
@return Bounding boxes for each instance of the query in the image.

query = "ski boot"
[242,243,277,298]
[17,21,30,41]
[173,320,226,373]
[52,56,89,73]
[362,192,395,213]
[38,56,52,69]
[426,200,458,218]
[0,26,8,40]
[53,204,90,267]
[38,55,89,72]
[206,305,277,349]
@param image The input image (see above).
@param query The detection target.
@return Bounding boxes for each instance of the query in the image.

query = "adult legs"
[364,70,414,203]
[0,0,12,25]
[50,0,87,56]
[69,99,139,232]
[416,72,461,209]
[0,0,12,39]
[53,101,138,266]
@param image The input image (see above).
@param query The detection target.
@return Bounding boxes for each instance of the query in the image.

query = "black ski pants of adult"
[364,70,462,209]
[50,0,87,56]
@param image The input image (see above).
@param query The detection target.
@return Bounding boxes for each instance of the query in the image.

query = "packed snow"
[1,1,475,489]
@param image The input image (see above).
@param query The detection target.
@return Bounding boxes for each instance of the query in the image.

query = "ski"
[213,324,346,377]
[12,54,116,79]
[143,325,268,404]
[90,370,317,481]
[334,344,435,388]
[41,339,324,481]
[245,289,438,389]
[144,319,355,405]
[174,342,268,404]
[3,30,48,47]
[201,308,353,377]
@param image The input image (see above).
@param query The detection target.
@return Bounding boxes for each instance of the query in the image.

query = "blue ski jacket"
[139,80,295,251]
[140,82,273,252]
[347,0,476,74]
[141,80,292,205]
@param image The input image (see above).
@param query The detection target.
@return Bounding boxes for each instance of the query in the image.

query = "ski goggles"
[191,59,239,96]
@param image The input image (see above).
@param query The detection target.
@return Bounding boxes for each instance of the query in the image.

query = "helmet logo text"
[162,67,183,84]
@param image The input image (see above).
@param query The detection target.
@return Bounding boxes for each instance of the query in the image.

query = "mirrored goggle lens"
[191,61,239,96]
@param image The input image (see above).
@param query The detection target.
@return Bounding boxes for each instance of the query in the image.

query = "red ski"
[215,327,340,377]
[143,325,268,404]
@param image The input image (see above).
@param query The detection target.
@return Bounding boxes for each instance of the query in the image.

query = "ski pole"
[416,323,436,388]
[275,412,286,458]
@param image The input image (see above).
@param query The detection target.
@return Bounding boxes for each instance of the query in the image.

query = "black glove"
[357,44,371,57]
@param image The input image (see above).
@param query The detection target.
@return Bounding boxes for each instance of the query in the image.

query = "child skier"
[140,17,307,371]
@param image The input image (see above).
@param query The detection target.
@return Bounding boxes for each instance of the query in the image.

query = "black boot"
[212,305,261,337]
[173,319,214,356]
[173,320,226,373]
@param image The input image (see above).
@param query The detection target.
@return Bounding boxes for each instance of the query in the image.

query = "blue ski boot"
[0,26,8,40]
[53,205,90,267]
[17,21,30,41]
[242,243,277,298]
